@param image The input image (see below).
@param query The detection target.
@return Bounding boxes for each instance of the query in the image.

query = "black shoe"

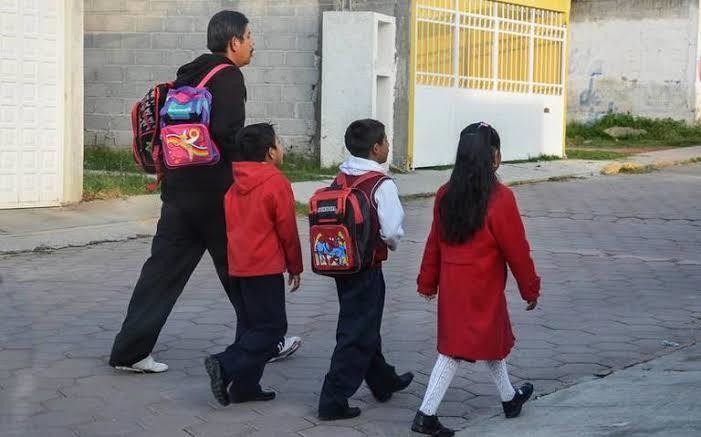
[502,383,534,418]
[230,388,276,404]
[375,372,415,403]
[318,406,362,421]
[204,356,229,406]
[411,410,455,436]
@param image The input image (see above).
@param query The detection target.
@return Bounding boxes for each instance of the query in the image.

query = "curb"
[0,173,599,255]
[3,159,699,256]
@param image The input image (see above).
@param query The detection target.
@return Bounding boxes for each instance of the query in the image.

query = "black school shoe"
[374,372,415,402]
[318,406,362,421]
[204,356,229,406]
[229,387,276,404]
[411,411,455,436]
[502,382,534,418]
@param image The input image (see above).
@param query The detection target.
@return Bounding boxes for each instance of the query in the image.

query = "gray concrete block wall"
[84,0,218,147]
[567,0,700,122]
[242,1,333,155]
[84,0,411,165]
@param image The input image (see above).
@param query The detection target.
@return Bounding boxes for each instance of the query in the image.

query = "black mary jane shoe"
[502,382,534,418]
[411,410,455,436]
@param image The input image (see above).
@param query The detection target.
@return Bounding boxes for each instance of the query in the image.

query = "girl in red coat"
[411,123,541,436]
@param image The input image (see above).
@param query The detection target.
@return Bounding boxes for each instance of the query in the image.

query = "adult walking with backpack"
[110,10,301,373]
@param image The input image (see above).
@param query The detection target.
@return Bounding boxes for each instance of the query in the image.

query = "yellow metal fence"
[415,0,567,95]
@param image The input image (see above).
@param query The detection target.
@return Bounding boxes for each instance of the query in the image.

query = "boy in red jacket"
[204,123,303,405]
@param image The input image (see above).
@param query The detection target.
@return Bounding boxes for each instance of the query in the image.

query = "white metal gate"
[0,0,65,208]
[410,0,569,167]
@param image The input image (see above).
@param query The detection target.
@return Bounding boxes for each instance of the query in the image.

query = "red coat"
[417,183,540,360]
[225,162,303,277]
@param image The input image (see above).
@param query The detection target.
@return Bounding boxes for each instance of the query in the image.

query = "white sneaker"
[115,355,169,373]
[267,336,302,363]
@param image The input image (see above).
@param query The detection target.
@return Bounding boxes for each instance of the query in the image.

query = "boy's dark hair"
[344,119,386,158]
[207,10,249,53]
[234,123,277,162]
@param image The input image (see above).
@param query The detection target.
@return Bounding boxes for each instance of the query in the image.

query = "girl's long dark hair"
[439,122,501,244]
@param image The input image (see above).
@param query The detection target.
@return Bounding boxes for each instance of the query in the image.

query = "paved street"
[1,165,700,437]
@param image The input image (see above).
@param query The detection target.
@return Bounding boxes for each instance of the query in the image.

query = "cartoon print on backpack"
[308,171,387,276]
[163,126,211,162]
[313,230,350,267]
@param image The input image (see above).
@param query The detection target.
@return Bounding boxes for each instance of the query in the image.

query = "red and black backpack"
[131,82,172,178]
[308,171,388,277]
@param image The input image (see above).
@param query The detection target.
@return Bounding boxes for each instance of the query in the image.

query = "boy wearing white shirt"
[318,119,414,421]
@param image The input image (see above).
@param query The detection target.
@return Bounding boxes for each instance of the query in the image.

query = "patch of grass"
[83,173,158,201]
[400,193,436,201]
[508,178,548,187]
[547,175,586,182]
[282,154,337,182]
[84,147,336,183]
[504,154,561,164]
[389,165,410,174]
[566,149,630,160]
[421,154,560,170]
[295,201,309,216]
[83,147,157,201]
[567,113,701,149]
[421,165,454,171]
[84,146,138,172]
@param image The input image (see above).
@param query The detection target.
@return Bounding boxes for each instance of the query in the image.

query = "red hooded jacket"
[225,162,303,277]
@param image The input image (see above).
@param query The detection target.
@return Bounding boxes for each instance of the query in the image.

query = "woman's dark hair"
[234,123,276,162]
[438,122,501,244]
[207,10,249,53]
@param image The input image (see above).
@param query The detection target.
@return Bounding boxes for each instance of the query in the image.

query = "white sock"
[485,360,516,402]
[419,354,459,416]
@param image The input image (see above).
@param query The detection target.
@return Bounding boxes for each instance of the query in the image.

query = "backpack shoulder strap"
[331,172,347,188]
[368,174,391,200]
[333,171,388,191]
[349,171,387,188]
[197,64,235,88]
[360,172,390,210]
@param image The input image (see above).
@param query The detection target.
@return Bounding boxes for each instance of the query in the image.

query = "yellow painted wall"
[506,0,569,13]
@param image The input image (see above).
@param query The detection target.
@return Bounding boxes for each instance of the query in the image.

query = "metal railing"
[415,0,566,95]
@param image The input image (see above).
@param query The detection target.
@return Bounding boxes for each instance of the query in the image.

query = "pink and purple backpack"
[130,64,233,177]
[159,64,234,169]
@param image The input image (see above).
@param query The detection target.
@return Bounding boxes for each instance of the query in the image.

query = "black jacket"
[161,54,246,201]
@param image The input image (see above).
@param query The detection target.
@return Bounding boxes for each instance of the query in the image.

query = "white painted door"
[0,0,64,208]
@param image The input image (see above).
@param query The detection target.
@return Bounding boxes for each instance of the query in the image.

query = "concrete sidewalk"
[458,342,700,437]
[1,146,700,254]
